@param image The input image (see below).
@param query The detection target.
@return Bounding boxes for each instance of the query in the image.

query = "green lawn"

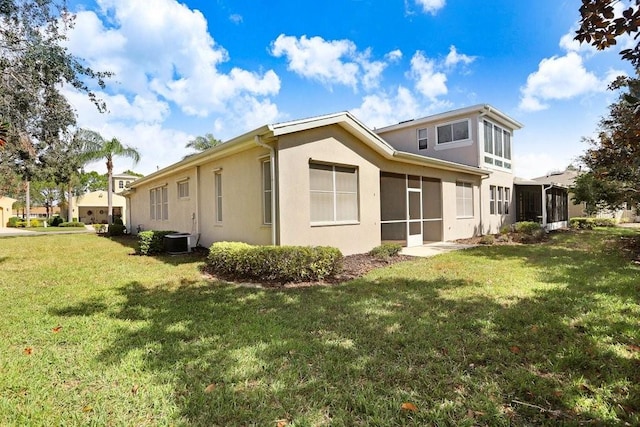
[0,229,638,425]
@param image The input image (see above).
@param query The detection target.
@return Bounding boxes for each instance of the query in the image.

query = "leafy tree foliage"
[575,0,640,68]
[579,78,640,209]
[76,130,140,224]
[78,171,108,192]
[186,133,222,152]
[571,171,623,215]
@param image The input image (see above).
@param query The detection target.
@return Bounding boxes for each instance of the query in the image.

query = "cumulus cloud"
[519,52,604,111]
[270,34,401,91]
[415,0,446,15]
[409,51,448,99]
[444,45,476,68]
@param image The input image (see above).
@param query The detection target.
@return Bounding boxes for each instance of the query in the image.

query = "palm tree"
[76,129,140,224]
[186,133,222,152]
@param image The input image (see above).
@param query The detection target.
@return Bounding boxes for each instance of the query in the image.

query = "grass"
[0,229,638,425]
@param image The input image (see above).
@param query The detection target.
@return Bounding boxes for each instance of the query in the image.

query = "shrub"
[107,223,126,236]
[207,242,343,283]
[592,217,616,227]
[368,243,402,259]
[29,219,42,227]
[570,217,594,230]
[59,221,86,227]
[137,230,176,255]
[479,234,495,245]
[514,221,543,234]
[48,216,63,227]
[7,217,25,228]
[93,224,107,233]
[113,217,124,225]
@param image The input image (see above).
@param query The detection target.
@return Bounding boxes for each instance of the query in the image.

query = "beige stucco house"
[72,191,127,225]
[0,196,17,227]
[124,105,524,255]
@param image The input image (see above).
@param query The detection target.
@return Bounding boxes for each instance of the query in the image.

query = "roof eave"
[393,151,490,176]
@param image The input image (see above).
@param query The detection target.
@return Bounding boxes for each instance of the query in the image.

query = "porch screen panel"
[408,191,421,220]
[421,178,442,220]
[380,172,406,221]
[381,223,406,241]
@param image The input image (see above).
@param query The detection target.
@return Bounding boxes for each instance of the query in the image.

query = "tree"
[78,171,108,192]
[575,0,640,68]
[571,171,624,215]
[186,133,222,152]
[77,130,140,224]
[579,80,640,210]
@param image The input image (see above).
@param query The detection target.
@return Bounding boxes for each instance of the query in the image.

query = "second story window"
[437,120,469,144]
[483,120,512,170]
[417,128,428,150]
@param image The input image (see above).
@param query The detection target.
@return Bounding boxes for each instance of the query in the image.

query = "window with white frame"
[309,162,358,224]
[483,120,512,170]
[150,186,168,220]
[489,185,496,215]
[177,180,189,199]
[456,182,473,218]
[417,128,428,150]
[437,120,469,144]
[504,187,510,214]
[214,171,222,223]
[118,180,124,189]
[497,186,504,214]
[262,160,272,225]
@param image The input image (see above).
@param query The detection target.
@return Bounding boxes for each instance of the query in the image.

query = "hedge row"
[207,241,343,283]
[137,230,176,255]
[59,221,86,228]
[570,217,617,229]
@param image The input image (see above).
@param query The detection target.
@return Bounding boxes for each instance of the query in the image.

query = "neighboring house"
[0,196,17,227]
[112,173,140,194]
[72,191,127,225]
[124,105,524,255]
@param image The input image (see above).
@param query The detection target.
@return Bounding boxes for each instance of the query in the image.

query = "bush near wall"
[48,216,63,227]
[570,217,617,229]
[59,221,86,228]
[368,243,402,259]
[207,241,343,284]
[7,217,25,228]
[107,224,126,236]
[137,230,177,255]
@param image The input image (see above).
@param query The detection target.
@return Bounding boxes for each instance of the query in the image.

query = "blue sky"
[64,0,634,178]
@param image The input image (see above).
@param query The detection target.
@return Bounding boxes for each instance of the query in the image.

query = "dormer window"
[437,120,469,144]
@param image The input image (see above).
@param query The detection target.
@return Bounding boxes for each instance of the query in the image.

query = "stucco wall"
[377,114,481,168]
[128,146,272,248]
[277,126,381,255]
[481,170,515,234]
[72,191,127,224]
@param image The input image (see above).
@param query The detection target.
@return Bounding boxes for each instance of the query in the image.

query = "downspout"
[195,165,201,237]
[254,135,277,245]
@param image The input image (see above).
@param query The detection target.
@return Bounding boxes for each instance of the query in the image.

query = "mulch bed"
[202,253,414,288]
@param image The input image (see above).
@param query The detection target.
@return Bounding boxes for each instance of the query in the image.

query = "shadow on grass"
[52,230,640,426]
[105,234,209,266]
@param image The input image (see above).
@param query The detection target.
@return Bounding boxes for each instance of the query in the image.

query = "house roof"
[531,168,580,187]
[514,177,569,189]
[374,104,524,134]
[127,110,490,191]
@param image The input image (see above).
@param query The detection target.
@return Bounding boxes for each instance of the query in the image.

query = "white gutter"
[254,135,277,245]
[195,165,201,236]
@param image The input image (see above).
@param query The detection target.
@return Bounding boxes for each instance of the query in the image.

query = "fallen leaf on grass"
[509,346,521,354]
[131,385,139,395]
[467,409,486,418]
[204,383,216,393]
[82,405,93,413]
[276,420,288,427]
[23,347,32,355]
[627,344,640,353]
[52,326,62,333]
[530,325,539,332]
[401,402,418,412]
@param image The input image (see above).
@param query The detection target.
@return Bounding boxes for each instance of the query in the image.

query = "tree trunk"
[107,159,113,224]
[67,182,73,222]
[25,180,31,227]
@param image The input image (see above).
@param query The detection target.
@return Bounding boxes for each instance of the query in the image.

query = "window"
[483,120,512,170]
[309,163,358,224]
[214,172,222,222]
[150,186,168,220]
[489,186,496,215]
[497,186,504,214]
[178,181,189,199]
[417,128,428,150]
[262,160,272,225]
[504,188,510,214]
[456,182,473,218]
[118,180,124,189]
[437,120,469,144]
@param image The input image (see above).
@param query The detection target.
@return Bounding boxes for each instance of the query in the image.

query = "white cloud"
[270,34,399,91]
[444,45,476,67]
[415,0,446,15]
[229,14,243,24]
[519,52,604,111]
[67,0,280,118]
[409,51,448,99]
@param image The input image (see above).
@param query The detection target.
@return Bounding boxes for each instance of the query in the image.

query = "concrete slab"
[0,227,36,236]
[400,241,477,258]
